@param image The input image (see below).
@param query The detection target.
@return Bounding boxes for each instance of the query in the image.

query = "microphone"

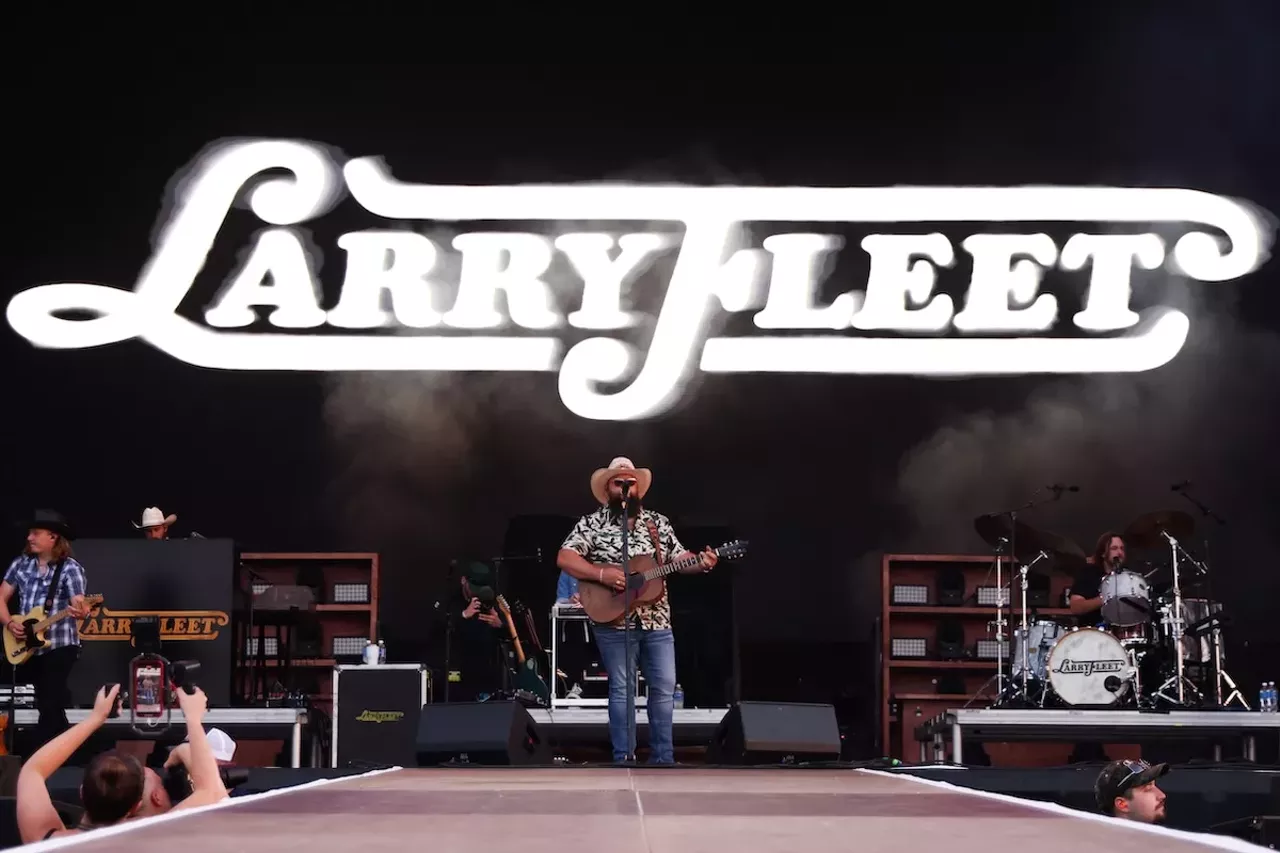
[617,479,634,496]
[1171,480,1191,492]
[1048,483,1080,496]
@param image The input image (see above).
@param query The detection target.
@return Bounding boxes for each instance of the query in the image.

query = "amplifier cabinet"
[332,664,429,769]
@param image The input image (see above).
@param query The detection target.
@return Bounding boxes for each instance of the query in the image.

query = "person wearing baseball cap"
[1095,759,1169,823]
[165,727,237,769]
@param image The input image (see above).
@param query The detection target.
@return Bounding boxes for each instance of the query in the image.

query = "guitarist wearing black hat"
[0,510,93,750]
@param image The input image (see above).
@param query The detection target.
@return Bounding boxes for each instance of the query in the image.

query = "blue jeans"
[592,626,676,764]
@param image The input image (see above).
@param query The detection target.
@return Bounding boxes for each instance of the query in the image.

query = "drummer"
[1068,531,1126,621]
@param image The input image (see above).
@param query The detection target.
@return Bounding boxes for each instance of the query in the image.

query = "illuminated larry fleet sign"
[5,139,1273,420]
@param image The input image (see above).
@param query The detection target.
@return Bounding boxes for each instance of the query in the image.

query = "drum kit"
[971,498,1248,712]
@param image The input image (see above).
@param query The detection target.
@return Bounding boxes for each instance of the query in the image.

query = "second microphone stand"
[620,481,637,762]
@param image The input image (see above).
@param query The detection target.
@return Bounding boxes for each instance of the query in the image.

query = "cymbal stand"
[1152,531,1201,706]
[1016,551,1050,696]
[1209,618,1249,709]
[969,538,1010,707]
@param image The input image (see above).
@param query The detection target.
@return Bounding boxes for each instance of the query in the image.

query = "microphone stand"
[620,481,636,762]
[441,561,457,704]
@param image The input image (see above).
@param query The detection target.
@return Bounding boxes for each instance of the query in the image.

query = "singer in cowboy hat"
[133,507,177,540]
[557,457,718,764]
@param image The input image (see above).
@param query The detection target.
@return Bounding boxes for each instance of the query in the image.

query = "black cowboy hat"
[17,509,74,540]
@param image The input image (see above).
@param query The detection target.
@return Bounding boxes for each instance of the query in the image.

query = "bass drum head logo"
[1047,627,1131,707]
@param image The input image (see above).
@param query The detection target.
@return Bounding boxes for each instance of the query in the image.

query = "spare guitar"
[495,595,551,707]
[4,594,104,666]
[578,540,748,624]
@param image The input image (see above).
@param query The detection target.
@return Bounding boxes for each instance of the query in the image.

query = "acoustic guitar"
[3,594,104,666]
[577,540,748,624]
[495,595,551,706]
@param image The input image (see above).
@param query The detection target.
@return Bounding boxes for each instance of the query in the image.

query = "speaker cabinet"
[332,664,428,769]
[708,701,842,764]
[416,701,553,766]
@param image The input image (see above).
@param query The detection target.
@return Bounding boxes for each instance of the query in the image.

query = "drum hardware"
[986,536,1009,700]
[973,501,1086,709]
[1151,527,1207,705]
[1168,483,1240,707]
[1208,621,1248,709]
[1179,607,1249,709]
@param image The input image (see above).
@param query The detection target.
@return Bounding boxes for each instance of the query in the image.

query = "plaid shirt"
[3,555,88,653]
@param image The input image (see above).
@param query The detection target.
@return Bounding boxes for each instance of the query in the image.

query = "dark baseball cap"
[1095,759,1170,813]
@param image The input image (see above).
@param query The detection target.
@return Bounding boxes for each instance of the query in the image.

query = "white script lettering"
[4,139,1273,420]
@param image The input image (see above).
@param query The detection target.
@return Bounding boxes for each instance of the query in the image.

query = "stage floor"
[20,767,1266,853]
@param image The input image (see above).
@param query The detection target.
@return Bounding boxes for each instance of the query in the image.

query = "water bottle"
[1266,682,1276,713]
[377,639,387,665]
[363,640,379,665]
[1260,682,1270,712]
[672,683,684,709]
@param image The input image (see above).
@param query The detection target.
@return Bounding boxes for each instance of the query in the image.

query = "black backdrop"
[4,539,237,707]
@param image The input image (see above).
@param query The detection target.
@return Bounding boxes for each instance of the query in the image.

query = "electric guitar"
[3,594,104,666]
[577,540,749,624]
[495,595,551,706]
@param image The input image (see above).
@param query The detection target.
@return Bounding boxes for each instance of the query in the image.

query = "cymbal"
[1123,510,1195,549]
[973,514,1086,576]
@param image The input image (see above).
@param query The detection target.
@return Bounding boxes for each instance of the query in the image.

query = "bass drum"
[1047,627,1133,707]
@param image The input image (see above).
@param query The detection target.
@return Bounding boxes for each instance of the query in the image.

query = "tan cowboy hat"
[590,457,652,505]
[133,507,177,529]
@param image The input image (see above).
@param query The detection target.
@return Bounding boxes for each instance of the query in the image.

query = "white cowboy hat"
[133,507,177,529]
[590,457,652,505]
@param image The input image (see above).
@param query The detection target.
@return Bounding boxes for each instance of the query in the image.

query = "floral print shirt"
[561,506,687,630]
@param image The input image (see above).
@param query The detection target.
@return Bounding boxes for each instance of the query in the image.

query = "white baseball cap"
[186,727,236,762]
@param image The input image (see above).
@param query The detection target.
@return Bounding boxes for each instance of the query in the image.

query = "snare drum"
[1100,571,1152,626]
[1011,620,1064,681]
[1107,622,1152,645]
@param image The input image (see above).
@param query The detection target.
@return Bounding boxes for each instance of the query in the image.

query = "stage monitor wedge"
[708,701,842,765]
[416,701,553,766]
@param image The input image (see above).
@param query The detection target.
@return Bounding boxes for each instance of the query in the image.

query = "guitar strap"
[519,607,546,654]
[644,516,663,564]
[43,560,66,611]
